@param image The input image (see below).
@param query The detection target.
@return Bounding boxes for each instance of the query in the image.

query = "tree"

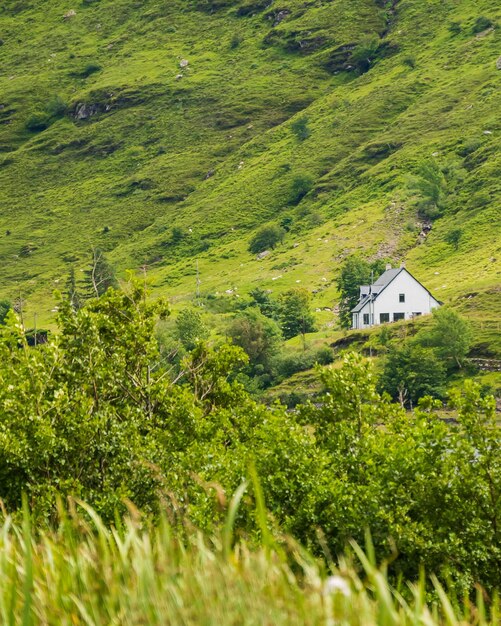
[288,173,314,205]
[176,308,209,351]
[336,256,385,329]
[278,288,316,340]
[83,248,118,297]
[0,299,12,325]
[379,343,446,406]
[65,267,83,311]
[416,307,472,369]
[248,288,280,320]
[248,224,285,254]
[227,308,282,372]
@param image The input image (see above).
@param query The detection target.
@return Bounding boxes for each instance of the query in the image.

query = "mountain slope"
[0,0,500,330]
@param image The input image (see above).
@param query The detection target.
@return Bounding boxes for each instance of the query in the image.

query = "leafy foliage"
[0,290,498,594]
[336,256,386,329]
[175,307,209,351]
[278,287,316,339]
[248,224,285,253]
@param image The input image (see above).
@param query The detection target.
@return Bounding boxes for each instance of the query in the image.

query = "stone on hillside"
[497,56,501,70]
[63,9,76,19]
[180,59,189,68]
[256,250,270,260]
[73,103,100,120]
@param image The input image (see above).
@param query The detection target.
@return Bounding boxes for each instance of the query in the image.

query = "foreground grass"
[0,502,498,625]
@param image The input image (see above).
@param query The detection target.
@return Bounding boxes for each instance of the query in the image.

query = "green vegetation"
[248,223,285,253]
[0,1,499,367]
[1,286,500,599]
[1,507,499,626]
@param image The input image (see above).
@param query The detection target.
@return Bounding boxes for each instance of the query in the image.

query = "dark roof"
[372,268,403,288]
[351,296,372,313]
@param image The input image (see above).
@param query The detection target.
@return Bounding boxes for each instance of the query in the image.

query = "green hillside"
[0,0,500,332]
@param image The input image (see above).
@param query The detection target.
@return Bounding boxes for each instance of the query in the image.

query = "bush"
[248,224,285,253]
[230,34,242,49]
[25,112,51,132]
[471,16,494,34]
[402,55,416,69]
[288,173,314,205]
[45,95,67,118]
[291,116,310,141]
[448,21,462,35]
[444,228,462,249]
[73,62,102,78]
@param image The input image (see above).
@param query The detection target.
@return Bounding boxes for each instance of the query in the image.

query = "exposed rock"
[266,9,290,26]
[205,169,215,179]
[63,9,76,20]
[175,74,183,80]
[497,56,501,70]
[73,103,101,120]
[180,59,189,68]
[256,250,270,260]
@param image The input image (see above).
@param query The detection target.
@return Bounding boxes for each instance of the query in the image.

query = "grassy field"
[0,0,499,335]
[0,502,498,625]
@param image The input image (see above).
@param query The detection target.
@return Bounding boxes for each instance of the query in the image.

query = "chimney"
[385,263,392,271]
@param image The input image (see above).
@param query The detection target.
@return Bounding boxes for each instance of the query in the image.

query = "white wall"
[352,271,439,329]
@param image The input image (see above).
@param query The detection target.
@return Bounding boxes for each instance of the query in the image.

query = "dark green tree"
[248,287,280,319]
[336,256,385,329]
[0,299,12,325]
[379,343,446,406]
[65,267,83,311]
[248,224,285,254]
[278,288,316,340]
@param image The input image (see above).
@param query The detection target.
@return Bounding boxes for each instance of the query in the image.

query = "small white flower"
[324,576,350,597]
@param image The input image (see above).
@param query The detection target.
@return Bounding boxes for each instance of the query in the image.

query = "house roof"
[350,267,439,314]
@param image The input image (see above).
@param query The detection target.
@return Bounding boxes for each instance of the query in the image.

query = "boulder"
[497,56,501,70]
[256,250,270,260]
[73,103,100,120]
[63,9,76,19]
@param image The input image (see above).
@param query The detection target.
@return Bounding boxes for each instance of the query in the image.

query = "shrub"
[248,224,285,253]
[230,34,242,49]
[45,95,67,118]
[73,62,102,78]
[351,37,380,73]
[444,227,462,249]
[291,116,310,141]
[288,173,314,205]
[402,55,416,69]
[471,16,494,34]
[25,112,51,132]
[448,21,462,35]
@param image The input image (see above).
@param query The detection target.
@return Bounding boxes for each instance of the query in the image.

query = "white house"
[351,264,440,330]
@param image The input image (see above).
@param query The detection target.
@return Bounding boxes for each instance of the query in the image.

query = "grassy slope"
[0,0,500,340]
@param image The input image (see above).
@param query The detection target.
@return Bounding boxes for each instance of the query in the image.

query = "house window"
[363,313,370,325]
[393,312,405,322]
[412,312,422,318]
[399,293,405,303]
[380,313,390,323]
